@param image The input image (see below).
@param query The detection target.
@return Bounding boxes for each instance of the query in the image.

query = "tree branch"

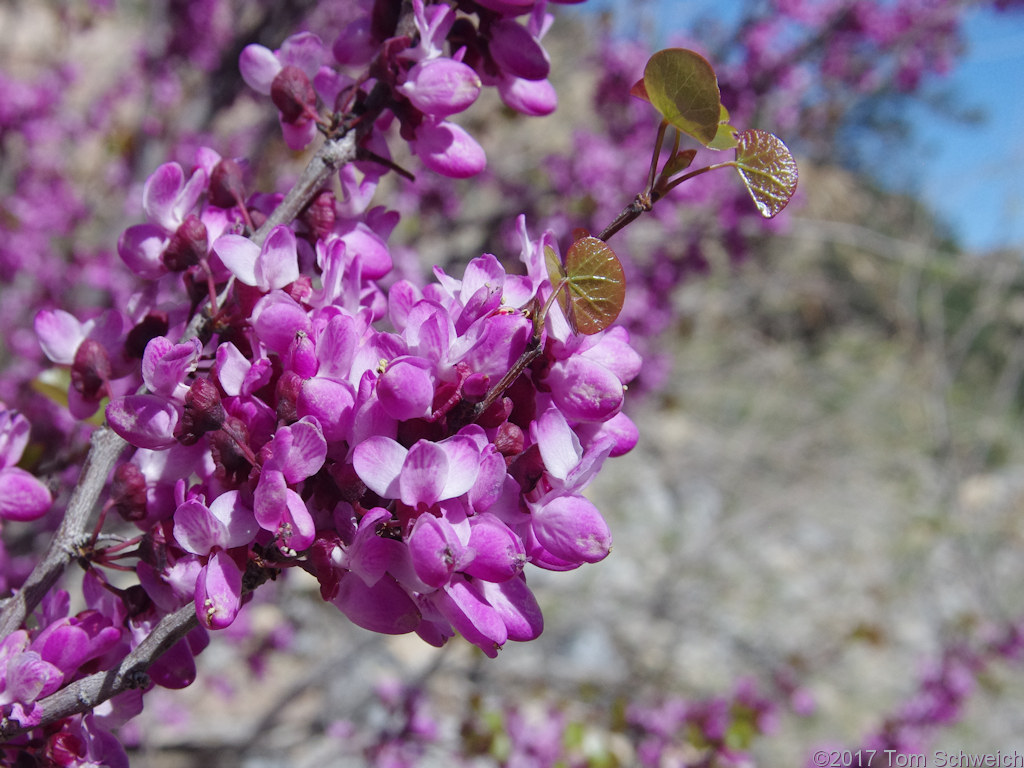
[253,131,357,245]
[0,427,128,640]
[0,602,199,741]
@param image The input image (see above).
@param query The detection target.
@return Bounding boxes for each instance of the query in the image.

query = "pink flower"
[410,119,487,179]
[0,407,52,522]
[213,225,300,292]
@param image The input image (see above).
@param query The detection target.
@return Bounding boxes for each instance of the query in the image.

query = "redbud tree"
[0,1,797,764]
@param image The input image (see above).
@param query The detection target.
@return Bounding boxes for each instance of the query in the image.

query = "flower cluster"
[61,143,638,651]
[0,584,146,767]
[0,0,645,759]
[238,0,573,177]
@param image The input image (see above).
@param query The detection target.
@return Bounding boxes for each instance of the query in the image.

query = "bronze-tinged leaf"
[733,129,799,218]
[642,49,722,146]
[563,236,626,335]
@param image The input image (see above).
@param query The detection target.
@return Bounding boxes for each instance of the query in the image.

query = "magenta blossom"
[0,406,52,522]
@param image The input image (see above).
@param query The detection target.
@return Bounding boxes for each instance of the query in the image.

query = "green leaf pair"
[634,48,799,218]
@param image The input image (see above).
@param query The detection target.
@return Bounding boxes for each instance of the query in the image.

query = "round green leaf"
[733,129,799,218]
[643,49,722,146]
[562,237,626,336]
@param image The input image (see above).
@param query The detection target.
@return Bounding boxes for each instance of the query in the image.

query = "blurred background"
[4,0,1024,765]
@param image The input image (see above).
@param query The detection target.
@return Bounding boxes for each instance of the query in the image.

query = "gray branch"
[0,427,128,640]
[0,603,199,741]
[253,132,357,246]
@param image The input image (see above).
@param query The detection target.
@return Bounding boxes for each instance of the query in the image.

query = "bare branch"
[253,132,358,246]
[0,427,128,640]
[0,603,199,741]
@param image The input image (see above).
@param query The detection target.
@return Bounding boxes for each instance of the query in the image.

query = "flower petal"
[255,225,300,291]
[331,573,421,634]
[208,490,259,549]
[213,234,259,287]
[399,440,448,507]
[0,468,52,522]
[142,162,186,231]
[239,44,281,94]
[34,309,85,365]
[173,498,225,555]
[533,408,581,482]
[478,575,543,642]
[195,551,243,630]
[106,395,180,450]
[352,436,407,499]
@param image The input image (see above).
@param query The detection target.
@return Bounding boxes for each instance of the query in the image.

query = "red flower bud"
[210,416,252,486]
[275,370,303,423]
[208,158,247,209]
[125,312,170,359]
[71,338,112,401]
[494,420,524,460]
[110,462,149,522]
[163,214,208,271]
[175,377,226,445]
[301,191,336,241]
[271,65,316,124]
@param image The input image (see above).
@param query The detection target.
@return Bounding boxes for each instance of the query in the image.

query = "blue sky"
[910,9,1024,251]
[570,1,1024,252]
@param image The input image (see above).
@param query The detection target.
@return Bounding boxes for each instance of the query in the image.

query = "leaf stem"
[598,162,734,242]
[662,161,734,194]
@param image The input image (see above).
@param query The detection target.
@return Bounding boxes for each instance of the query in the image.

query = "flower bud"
[276,370,303,423]
[163,214,209,271]
[301,190,336,242]
[175,377,226,445]
[411,119,486,179]
[0,467,53,522]
[464,515,526,582]
[378,358,433,421]
[398,58,482,117]
[71,339,112,401]
[271,65,316,124]
[533,494,611,564]
[287,331,319,379]
[498,74,557,116]
[210,416,252,486]
[110,462,149,522]
[208,158,247,209]
[494,420,524,460]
